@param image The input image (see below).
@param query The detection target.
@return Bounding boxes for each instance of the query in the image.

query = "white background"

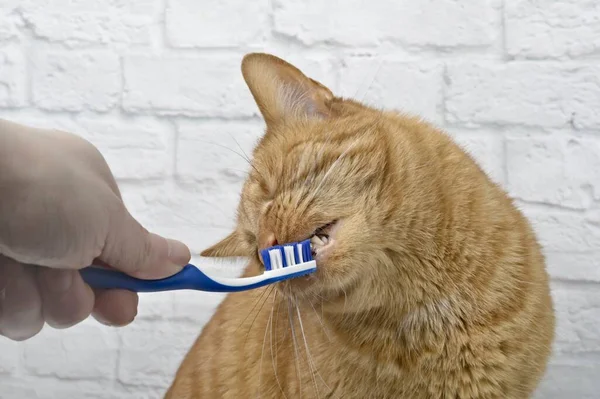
[1,0,599,397]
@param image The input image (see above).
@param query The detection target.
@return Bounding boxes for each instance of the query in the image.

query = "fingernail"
[93,314,115,327]
[167,239,191,266]
[43,269,74,294]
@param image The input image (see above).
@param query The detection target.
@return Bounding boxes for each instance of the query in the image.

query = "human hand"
[0,119,191,340]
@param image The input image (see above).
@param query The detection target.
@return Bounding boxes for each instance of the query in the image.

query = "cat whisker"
[194,139,251,167]
[244,286,275,349]
[287,297,303,398]
[227,132,252,165]
[236,286,272,334]
[296,307,320,399]
[223,167,252,175]
[273,293,284,366]
[361,58,384,103]
[257,292,276,398]
[308,300,332,342]
[339,285,349,315]
[351,57,384,102]
[195,138,267,183]
[297,304,338,398]
[270,291,288,399]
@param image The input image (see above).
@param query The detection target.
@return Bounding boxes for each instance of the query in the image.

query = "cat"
[164,53,555,399]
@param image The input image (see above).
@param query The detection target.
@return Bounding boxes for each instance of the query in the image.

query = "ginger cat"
[165,53,555,399]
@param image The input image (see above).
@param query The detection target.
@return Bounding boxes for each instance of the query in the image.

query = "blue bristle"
[278,246,287,268]
[293,244,300,264]
[261,248,272,271]
[302,239,313,261]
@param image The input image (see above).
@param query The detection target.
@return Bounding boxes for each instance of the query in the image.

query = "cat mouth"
[309,220,339,261]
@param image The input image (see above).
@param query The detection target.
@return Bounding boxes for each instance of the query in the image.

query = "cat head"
[201,53,428,311]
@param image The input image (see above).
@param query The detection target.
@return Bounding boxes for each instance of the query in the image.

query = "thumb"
[100,205,191,279]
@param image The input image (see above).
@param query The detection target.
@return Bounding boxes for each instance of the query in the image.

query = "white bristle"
[297,243,304,263]
[284,245,295,266]
[269,249,282,270]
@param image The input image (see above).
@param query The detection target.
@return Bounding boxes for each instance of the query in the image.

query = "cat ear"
[241,53,334,126]
[201,230,251,258]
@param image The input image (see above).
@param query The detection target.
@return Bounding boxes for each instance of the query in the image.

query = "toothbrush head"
[260,239,313,271]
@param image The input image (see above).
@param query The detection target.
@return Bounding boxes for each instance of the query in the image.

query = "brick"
[2,0,599,395]
[551,282,600,355]
[172,257,235,322]
[0,380,38,399]
[32,51,120,112]
[22,322,118,379]
[0,114,77,132]
[118,321,199,387]
[339,57,443,124]
[137,292,174,321]
[0,338,19,375]
[119,184,240,253]
[0,47,26,107]
[19,0,153,47]
[73,117,171,180]
[123,56,256,117]
[534,357,600,399]
[176,121,263,183]
[0,379,153,399]
[522,208,600,253]
[0,2,21,42]
[446,63,600,129]
[166,0,269,47]
[506,136,600,209]
[518,207,600,281]
[172,289,225,324]
[273,0,497,47]
[506,0,600,59]
[544,252,600,283]
[449,132,505,185]
[0,115,170,180]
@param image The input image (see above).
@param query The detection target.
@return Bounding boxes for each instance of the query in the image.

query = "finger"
[0,259,9,295]
[0,259,44,341]
[0,261,8,323]
[37,268,94,329]
[91,288,138,327]
[100,204,190,279]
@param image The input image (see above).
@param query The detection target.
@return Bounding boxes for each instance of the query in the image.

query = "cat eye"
[242,229,256,246]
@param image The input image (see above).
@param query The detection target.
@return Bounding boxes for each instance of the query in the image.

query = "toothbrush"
[79,239,316,293]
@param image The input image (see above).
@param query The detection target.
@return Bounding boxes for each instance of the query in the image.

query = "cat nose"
[257,232,277,264]
[258,232,277,251]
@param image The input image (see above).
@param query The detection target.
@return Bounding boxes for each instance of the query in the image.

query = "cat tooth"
[320,235,329,245]
[311,235,324,246]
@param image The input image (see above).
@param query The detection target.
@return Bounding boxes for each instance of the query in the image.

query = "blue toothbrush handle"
[79,262,317,293]
[80,265,214,293]
[80,239,317,293]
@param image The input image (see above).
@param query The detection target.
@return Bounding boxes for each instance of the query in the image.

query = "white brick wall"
[0,1,599,397]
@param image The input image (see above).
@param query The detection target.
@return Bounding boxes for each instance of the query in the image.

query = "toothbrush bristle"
[260,239,313,272]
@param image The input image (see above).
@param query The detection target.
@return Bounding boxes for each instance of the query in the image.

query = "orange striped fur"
[165,53,554,399]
